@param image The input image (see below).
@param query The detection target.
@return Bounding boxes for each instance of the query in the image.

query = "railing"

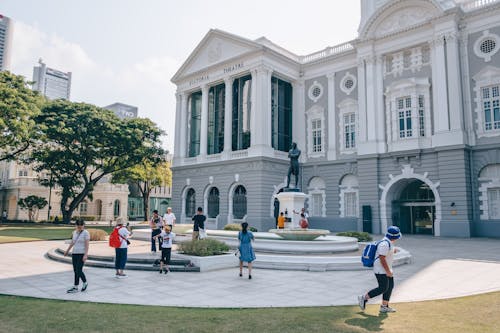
[299,42,355,63]
[230,150,248,159]
[206,153,222,161]
[461,0,500,11]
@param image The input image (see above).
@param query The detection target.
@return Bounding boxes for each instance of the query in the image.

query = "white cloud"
[10,20,179,152]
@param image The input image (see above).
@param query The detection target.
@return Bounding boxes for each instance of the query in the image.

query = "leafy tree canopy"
[0,71,45,161]
[18,195,48,221]
[29,100,165,223]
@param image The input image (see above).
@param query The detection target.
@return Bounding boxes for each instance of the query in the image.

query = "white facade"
[32,59,72,100]
[0,14,13,71]
[171,0,500,237]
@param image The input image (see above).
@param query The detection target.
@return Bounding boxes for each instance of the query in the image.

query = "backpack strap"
[374,239,391,263]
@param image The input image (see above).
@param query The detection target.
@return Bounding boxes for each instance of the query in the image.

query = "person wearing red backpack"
[358,226,401,313]
[113,218,130,278]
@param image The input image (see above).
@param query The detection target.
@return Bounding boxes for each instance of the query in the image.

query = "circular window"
[340,72,357,95]
[474,31,500,62]
[344,79,354,90]
[308,81,324,103]
[480,39,496,54]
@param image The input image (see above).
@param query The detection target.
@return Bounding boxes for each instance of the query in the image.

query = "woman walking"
[64,219,90,293]
[238,222,256,279]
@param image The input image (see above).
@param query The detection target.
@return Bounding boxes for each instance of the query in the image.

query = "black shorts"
[161,248,172,264]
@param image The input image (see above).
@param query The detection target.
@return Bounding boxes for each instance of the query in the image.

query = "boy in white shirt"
[153,225,176,274]
[358,226,401,313]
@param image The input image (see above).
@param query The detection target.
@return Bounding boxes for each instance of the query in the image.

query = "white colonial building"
[171,0,500,237]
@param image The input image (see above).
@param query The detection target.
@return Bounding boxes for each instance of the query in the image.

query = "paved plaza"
[0,236,499,308]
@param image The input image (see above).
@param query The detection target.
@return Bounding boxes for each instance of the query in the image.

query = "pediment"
[172,29,262,82]
[473,65,500,83]
[360,0,443,40]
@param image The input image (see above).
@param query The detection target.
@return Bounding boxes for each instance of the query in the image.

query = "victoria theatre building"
[171,0,500,237]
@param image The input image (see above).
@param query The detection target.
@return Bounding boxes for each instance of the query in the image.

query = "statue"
[286,142,301,189]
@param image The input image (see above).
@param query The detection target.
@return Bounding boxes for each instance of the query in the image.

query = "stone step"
[47,248,200,272]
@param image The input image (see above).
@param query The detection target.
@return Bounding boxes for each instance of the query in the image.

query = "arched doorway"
[391,179,435,235]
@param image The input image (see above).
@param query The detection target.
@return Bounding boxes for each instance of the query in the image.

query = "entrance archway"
[379,165,441,236]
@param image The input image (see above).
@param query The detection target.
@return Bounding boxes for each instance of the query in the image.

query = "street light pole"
[47,174,52,221]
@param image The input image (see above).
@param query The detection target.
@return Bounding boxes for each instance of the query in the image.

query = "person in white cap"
[163,207,176,230]
[358,225,402,313]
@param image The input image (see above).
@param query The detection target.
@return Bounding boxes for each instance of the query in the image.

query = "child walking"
[154,225,176,274]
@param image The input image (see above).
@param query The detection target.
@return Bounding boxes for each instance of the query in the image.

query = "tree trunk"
[140,181,151,222]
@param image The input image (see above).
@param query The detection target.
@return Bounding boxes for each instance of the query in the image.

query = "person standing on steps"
[153,225,176,274]
[358,226,402,313]
[64,219,90,293]
[238,222,256,279]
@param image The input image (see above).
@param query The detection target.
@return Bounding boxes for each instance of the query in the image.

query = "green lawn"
[0,225,114,243]
[0,292,498,333]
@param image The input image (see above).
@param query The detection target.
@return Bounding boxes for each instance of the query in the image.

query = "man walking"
[163,207,176,230]
[358,226,401,313]
[191,207,206,241]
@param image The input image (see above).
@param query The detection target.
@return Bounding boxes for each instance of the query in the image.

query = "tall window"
[208,84,225,155]
[232,76,252,151]
[418,95,425,137]
[79,201,88,215]
[185,188,196,217]
[233,185,247,219]
[308,177,325,217]
[271,77,293,152]
[344,192,358,217]
[482,85,500,131]
[312,119,322,153]
[339,174,359,218]
[397,96,413,138]
[114,200,120,217]
[488,189,500,219]
[344,113,356,149]
[207,187,220,218]
[188,92,202,157]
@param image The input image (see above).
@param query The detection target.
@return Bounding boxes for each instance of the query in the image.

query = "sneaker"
[380,305,396,313]
[358,295,366,311]
[81,282,88,292]
[118,274,128,279]
[66,286,78,293]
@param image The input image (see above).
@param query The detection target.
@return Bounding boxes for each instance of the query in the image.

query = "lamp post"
[47,174,52,221]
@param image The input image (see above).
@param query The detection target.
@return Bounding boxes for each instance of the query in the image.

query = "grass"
[0,225,115,244]
[0,292,499,333]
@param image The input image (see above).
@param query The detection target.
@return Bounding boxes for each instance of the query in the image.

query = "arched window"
[207,187,220,218]
[113,200,120,217]
[479,164,500,220]
[185,188,196,217]
[308,177,326,217]
[339,175,359,217]
[233,185,247,219]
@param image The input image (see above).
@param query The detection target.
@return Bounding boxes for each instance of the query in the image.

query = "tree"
[29,100,164,223]
[18,195,48,221]
[0,71,45,161]
[112,159,172,221]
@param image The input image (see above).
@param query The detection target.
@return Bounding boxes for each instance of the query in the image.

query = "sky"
[1,0,361,152]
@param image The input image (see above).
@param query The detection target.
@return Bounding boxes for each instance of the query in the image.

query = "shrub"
[71,215,97,221]
[336,231,372,242]
[178,239,230,256]
[87,228,108,241]
[224,223,258,232]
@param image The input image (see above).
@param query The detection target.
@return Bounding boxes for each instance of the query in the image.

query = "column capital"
[326,72,336,80]
[430,35,445,48]
[224,76,234,86]
[201,84,209,93]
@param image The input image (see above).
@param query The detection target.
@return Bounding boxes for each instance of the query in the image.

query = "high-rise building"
[32,59,72,100]
[104,102,138,119]
[0,14,13,71]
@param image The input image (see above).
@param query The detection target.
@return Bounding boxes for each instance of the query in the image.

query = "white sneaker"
[81,282,88,292]
[380,305,396,313]
[358,295,366,311]
[117,274,128,279]
[66,286,78,293]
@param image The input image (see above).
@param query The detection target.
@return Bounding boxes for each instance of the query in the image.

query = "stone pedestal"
[276,191,307,229]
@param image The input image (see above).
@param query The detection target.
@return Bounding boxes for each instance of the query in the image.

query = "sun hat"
[386,226,402,240]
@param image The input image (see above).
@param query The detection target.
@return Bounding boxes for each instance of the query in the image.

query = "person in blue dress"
[238,222,256,279]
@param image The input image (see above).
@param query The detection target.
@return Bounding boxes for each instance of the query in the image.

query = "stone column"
[375,55,386,153]
[199,85,209,159]
[326,73,337,160]
[179,93,188,159]
[223,77,233,158]
[445,31,464,132]
[431,35,450,133]
[365,55,377,142]
[173,92,182,161]
[250,66,273,155]
[357,58,367,144]
[292,79,306,159]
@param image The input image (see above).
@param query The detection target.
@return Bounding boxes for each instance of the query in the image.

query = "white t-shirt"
[117,227,131,248]
[163,212,176,226]
[160,231,176,248]
[373,237,394,274]
[72,230,90,254]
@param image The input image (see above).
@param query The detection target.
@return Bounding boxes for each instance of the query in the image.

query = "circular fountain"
[268,228,330,241]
